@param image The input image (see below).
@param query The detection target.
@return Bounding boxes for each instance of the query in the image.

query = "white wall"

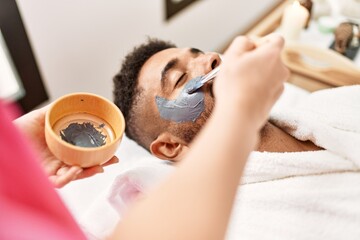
[16,0,280,102]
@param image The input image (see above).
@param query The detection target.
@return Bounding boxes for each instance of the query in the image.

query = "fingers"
[38,103,52,113]
[253,34,289,84]
[76,165,104,179]
[32,103,52,119]
[271,79,285,101]
[281,65,291,83]
[225,36,256,56]
[256,33,285,50]
[226,34,284,57]
[43,159,63,176]
[101,156,119,167]
[50,166,83,188]
[50,156,120,187]
[76,156,119,180]
[251,34,285,62]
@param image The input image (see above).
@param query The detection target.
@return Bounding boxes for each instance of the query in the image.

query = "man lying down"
[106,38,360,239]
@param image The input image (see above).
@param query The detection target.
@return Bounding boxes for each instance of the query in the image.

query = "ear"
[150,132,189,162]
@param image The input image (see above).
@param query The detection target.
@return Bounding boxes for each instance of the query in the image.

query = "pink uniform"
[0,100,86,240]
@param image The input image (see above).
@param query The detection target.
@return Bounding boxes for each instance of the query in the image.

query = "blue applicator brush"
[187,66,220,94]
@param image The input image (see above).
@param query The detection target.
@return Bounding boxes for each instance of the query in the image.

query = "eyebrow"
[190,48,204,54]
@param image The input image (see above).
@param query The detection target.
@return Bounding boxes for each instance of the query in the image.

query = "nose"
[208,53,221,71]
[206,52,221,73]
[192,52,222,75]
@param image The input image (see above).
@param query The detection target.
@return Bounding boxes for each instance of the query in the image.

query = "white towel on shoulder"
[270,85,360,165]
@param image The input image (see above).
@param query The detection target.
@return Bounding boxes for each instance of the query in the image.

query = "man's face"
[137,47,221,149]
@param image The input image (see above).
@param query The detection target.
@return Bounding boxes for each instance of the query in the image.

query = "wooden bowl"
[45,92,125,167]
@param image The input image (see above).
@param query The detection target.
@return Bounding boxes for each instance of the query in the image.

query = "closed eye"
[175,73,186,88]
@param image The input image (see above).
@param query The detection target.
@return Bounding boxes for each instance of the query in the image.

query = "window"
[0,0,48,113]
[0,29,24,101]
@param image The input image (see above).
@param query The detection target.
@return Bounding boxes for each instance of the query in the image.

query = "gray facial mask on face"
[155,76,205,123]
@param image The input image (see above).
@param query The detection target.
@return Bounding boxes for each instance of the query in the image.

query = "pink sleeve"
[0,101,86,240]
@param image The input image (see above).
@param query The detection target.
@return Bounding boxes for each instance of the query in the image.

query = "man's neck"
[257,122,322,153]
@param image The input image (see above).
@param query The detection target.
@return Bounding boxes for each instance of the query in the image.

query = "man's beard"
[171,94,215,144]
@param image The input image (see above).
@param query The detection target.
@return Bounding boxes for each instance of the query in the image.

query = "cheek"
[192,94,214,130]
[187,61,204,76]
[169,88,183,99]
[156,78,206,123]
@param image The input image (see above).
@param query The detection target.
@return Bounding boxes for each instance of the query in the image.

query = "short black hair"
[113,38,176,150]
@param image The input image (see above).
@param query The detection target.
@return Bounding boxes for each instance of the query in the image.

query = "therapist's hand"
[215,34,289,131]
[14,105,119,188]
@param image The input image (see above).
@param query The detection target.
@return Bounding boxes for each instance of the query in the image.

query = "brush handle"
[187,66,220,94]
[201,66,220,84]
